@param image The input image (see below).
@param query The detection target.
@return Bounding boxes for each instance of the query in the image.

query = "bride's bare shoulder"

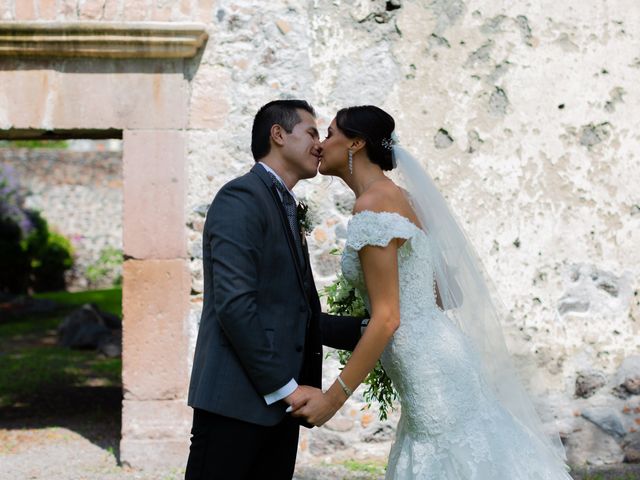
[353,179,403,215]
[354,181,422,228]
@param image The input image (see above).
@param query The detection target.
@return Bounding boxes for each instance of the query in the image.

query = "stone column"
[120,130,192,468]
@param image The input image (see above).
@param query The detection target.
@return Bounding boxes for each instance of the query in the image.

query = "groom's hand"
[290,387,343,427]
[284,385,318,412]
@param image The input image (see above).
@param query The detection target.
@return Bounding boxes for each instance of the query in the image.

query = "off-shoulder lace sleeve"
[346,210,419,251]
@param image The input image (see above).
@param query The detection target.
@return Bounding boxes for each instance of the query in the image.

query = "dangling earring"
[348,149,353,175]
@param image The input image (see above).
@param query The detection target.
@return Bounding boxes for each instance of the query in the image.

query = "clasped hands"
[285,385,345,426]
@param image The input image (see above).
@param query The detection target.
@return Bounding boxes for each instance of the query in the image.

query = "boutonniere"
[296,201,311,240]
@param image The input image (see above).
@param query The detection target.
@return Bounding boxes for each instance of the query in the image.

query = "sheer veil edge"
[392,142,569,469]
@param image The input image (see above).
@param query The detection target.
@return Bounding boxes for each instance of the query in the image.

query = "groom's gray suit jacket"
[188,164,361,426]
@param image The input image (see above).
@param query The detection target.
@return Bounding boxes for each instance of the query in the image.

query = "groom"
[185,100,363,479]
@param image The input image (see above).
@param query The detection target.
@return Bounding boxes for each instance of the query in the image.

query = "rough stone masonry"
[0,0,638,470]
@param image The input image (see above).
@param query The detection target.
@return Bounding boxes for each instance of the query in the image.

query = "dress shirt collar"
[258,162,298,201]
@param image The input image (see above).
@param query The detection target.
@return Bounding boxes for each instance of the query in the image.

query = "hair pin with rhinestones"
[381,137,394,150]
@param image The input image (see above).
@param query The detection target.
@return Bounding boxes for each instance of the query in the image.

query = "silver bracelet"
[360,318,369,335]
[336,375,353,397]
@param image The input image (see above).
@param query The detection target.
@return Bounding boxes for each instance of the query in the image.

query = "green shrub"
[24,213,74,292]
[0,139,69,149]
[0,215,30,293]
[86,246,123,287]
[0,165,74,293]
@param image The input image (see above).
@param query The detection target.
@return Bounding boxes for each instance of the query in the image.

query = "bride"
[290,105,572,479]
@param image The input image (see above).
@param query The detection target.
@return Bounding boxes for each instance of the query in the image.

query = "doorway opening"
[0,129,124,459]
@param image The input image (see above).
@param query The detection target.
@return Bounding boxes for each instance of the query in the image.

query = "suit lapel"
[250,164,308,298]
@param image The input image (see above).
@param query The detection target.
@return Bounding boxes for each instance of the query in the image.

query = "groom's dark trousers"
[186,408,299,479]
[185,164,361,479]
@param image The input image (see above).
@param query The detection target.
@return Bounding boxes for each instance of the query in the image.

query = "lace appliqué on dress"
[341,210,572,480]
[345,210,420,251]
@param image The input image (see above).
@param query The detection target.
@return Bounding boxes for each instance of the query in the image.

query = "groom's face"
[281,109,321,180]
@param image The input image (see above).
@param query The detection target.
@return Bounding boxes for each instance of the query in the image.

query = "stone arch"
[0,22,208,468]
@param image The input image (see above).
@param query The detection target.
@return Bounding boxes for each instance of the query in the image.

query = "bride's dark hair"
[335,105,395,171]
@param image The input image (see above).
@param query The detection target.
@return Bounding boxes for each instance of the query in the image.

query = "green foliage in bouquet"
[323,273,398,421]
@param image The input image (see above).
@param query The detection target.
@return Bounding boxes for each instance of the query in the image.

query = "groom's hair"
[251,100,316,161]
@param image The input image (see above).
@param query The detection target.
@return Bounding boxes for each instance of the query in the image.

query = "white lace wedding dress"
[341,211,572,480]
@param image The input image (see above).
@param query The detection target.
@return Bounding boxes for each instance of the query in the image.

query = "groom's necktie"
[270,173,300,240]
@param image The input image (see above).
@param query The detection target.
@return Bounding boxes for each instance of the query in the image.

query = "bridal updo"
[335,105,396,171]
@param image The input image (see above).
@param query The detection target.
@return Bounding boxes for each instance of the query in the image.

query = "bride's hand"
[290,387,344,426]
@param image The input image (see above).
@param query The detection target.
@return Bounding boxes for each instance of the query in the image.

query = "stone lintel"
[0,21,208,59]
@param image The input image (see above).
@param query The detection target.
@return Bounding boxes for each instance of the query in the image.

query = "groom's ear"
[270,124,286,147]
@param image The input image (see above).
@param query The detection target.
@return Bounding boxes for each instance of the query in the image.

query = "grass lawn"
[35,288,122,316]
[0,289,122,410]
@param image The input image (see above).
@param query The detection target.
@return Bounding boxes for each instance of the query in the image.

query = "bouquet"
[323,272,398,421]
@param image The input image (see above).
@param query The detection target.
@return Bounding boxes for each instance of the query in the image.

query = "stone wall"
[0,146,123,290]
[184,0,640,467]
[1,0,638,470]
